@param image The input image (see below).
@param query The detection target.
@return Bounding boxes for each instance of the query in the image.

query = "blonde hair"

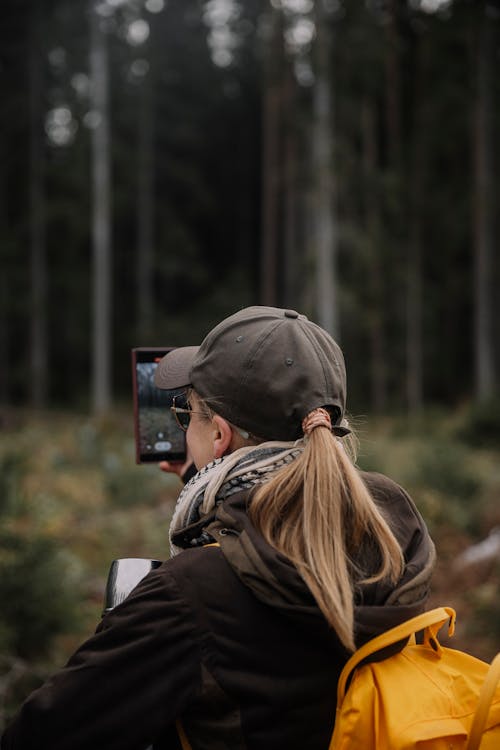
[191,389,404,652]
[249,424,404,652]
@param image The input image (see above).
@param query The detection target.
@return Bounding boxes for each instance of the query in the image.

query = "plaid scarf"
[169,441,302,557]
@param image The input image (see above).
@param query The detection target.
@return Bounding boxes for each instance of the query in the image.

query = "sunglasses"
[170,394,205,432]
[171,394,251,440]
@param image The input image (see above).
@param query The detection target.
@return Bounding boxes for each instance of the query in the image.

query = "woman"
[1,306,435,750]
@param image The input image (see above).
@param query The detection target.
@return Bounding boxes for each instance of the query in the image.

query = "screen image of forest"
[136,363,185,456]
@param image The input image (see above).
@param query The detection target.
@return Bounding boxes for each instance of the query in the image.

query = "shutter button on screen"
[154,441,172,451]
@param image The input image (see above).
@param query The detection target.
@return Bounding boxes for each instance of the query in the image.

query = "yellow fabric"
[467,652,500,750]
[176,719,192,750]
[330,607,500,750]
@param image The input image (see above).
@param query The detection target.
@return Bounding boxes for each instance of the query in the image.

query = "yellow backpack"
[331,607,500,750]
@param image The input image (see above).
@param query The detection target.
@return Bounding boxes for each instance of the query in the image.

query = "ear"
[211,414,234,459]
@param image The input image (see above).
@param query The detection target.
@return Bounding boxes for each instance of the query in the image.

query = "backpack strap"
[176,720,193,750]
[466,652,500,750]
[336,607,456,706]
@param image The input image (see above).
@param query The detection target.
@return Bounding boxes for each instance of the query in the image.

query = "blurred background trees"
[1,0,498,415]
[1,0,500,727]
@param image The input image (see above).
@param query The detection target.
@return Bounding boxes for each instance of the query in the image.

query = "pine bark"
[362,98,387,413]
[260,7,282,307]
[406,33,429,415]
[474,4,495,402]
[283,61,298,309]
[90,1,112,414]
[312,0,338,338]
[29,3,48,408]
[137,65,154,339]
[0,134,7,406]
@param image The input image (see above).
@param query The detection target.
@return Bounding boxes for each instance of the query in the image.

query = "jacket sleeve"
[1,564,201,750]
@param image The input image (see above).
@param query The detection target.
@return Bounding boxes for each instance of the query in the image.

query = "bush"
[413,441,480,501]
[456,398,500,448]
[463,566,500,660]
[0,451,26,518]
[0,534,80,659]
[0,450,81,660]
[102,452,161,507]
[410,440,482,533]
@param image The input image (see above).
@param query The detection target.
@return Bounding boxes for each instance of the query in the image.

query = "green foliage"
[412,441,480,502]
[0,534,80,659]
[0,451,81,660]
[0,451,26,518]
[356,419,487,535]
[102,453,161,508]
[467,568,500,644]
[0,411,181,729]
[456,398,500,448]
[0,408,499,726]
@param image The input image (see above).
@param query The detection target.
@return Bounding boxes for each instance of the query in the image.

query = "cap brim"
[154,346,199,390]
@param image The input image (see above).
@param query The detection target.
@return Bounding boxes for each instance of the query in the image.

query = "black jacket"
[1,471,435,750]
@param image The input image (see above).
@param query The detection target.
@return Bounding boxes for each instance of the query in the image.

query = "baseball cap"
[154,306,348,441]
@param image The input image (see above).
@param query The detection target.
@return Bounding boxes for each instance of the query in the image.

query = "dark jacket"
[1,472,434,750]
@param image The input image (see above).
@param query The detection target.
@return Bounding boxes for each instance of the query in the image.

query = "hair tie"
[302,408,332,437]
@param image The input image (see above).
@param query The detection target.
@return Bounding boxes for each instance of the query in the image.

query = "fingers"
[158,460,183,476]
[158,457,194,479]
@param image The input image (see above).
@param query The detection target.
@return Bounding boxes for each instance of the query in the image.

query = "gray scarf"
[169,441,303,557]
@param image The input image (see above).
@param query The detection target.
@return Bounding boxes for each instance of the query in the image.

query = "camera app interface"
[136,360,185,460]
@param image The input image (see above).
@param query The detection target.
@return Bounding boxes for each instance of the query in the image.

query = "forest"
[1,0,500,729]
[2,0,499,412]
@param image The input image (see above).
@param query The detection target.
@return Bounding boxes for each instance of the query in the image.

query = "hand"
[159,453,194,480]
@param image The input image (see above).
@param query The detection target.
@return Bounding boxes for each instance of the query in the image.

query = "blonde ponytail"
[249,425,404,652]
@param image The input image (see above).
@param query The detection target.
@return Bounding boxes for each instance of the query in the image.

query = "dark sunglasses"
[170,394,205,432]
[171,394,251,440]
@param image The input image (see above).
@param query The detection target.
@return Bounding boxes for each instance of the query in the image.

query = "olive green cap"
[154,306,348,441]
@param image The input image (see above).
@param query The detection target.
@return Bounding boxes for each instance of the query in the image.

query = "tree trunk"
[283,61,298,309]
[260,6,282,307]
[474,3,495,402]
[90,1,112,414]
[406,32,429,415]
[137,63,154,340]
[384,0,402,168]
[0,131,7,406]
[361,97,387,413]
[312,0,338,338]
[29,2,48,409]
